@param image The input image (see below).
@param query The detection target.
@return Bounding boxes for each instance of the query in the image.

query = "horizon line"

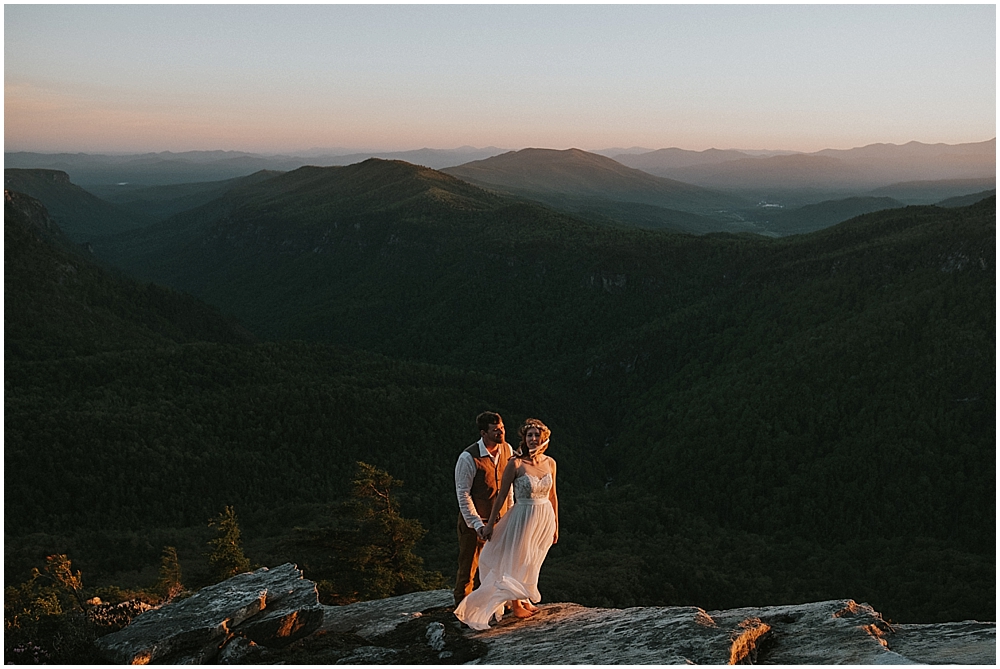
[5,137,997,158]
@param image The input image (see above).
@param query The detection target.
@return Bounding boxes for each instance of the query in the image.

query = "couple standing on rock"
[452,411,559,630]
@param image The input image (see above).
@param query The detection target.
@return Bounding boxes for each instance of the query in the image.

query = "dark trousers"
[454,515,485,605]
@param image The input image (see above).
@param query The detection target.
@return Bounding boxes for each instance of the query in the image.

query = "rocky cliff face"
[93,564,995,664]
[5,189,62,238]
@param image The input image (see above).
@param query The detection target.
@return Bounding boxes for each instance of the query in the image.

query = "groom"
[453,411,514,605]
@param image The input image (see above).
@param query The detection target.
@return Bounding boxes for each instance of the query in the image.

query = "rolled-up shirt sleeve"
[455,451,484,531]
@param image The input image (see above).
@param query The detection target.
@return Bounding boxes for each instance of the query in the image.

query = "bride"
[454,418,559,630]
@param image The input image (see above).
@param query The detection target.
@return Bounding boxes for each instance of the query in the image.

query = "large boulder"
[94,563,323,664]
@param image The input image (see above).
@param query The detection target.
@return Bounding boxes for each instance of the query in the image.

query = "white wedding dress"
[454,469,556,630]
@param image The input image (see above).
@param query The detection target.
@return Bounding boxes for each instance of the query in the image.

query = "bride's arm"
[485,459,518,535]
[548,457,559,544]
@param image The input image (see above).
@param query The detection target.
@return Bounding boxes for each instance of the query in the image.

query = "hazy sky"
[4,4,996,154]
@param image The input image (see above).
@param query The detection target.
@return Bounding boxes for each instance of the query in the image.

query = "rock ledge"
[94,567,996,664]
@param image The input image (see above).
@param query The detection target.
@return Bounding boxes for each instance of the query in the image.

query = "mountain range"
[86,160,995,569]
[612,139,995,198]
[7,139,993,240]
[3,147,510,187]
[8,139,991,197]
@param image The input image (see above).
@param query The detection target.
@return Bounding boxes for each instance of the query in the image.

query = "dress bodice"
[513,471,552,501]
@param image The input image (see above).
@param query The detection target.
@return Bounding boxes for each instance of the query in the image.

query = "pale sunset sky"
[4,3,996,155]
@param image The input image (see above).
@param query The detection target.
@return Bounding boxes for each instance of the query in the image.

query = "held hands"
[477,524,494,541]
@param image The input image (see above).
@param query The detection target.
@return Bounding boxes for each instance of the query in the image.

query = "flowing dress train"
[454,471,555,630]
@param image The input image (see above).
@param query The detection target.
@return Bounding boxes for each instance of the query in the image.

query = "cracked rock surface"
[92,572,995,664]
[94,564,323,664]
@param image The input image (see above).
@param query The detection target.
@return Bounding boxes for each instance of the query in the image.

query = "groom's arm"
[504,443,515,509]
[455,452,485,532]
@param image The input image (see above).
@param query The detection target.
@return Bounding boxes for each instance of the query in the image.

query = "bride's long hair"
[516,418,551,458]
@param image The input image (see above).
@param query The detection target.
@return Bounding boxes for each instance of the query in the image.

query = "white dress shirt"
[455,438,515,531]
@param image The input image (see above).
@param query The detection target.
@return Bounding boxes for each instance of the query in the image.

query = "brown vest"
[465,442,511,520]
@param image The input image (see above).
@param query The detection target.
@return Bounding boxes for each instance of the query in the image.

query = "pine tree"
[207,506,251,583]
[282,462,444,604]
[345,462,444,599]
[152,546,184,601]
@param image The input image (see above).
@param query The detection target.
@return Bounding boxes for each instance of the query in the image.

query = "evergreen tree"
[152,546,184,602]
[207,506,251,582]
[282,462,444,604]
[345,462,444,599]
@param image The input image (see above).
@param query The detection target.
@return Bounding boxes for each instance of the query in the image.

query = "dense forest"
[4,161,995,661]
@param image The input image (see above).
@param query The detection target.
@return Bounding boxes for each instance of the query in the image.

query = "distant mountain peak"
[215,158,508,222]
[442,147,748,226]
[472,147,625,169]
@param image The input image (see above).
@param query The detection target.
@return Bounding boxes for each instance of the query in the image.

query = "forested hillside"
[5,186,601,597]
[753,196,905,235]
[4,169,153,240]
[615,200,994,551]
[6,165,995,625]
[4,189,251,357]
[84,170,283,222]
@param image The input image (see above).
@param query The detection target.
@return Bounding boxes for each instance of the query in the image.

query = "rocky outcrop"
[443,597,995,665]
[5,189,62,238]
[93,563,324,664]
[93,567,995,664]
